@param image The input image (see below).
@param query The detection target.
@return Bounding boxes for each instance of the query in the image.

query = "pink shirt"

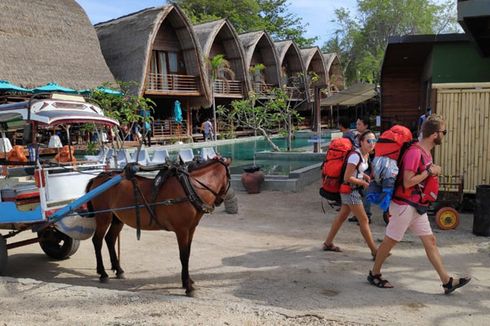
[393,144,432,205]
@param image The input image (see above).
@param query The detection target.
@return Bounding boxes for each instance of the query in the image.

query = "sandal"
[367,271,393,288]
[323,243,342,252]
[443,276,471,295]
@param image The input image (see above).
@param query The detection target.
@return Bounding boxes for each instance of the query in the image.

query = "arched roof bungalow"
[0,0,115,90]
[194,19,250,99]
[274,40,307,101]
[95,5,211,109]
[301,47,328,101]
[238,31,281,96]
[323,53,345,92]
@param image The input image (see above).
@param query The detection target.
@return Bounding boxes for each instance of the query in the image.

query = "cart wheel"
[383,211,391,225]
[0,236,7,275]
[38,228,80,260]
[435,207,460,230]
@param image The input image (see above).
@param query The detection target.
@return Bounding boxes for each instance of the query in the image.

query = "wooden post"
[314,86,321,153]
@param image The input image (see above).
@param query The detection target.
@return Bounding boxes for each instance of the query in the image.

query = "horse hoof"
[185,289,195,297]
[116,272,125,279]
[100,276,109,283]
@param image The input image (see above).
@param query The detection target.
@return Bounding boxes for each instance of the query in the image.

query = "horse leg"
[176,227,195,296]
[187,226,196,285]
[92,212,112,283]
[105,215,125,279]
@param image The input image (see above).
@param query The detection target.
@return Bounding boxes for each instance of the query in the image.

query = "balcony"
[145,73,200,96]
[252,82,274,97]
[152,119,188,139]
[285,86,304,101]
[213,79,243,98]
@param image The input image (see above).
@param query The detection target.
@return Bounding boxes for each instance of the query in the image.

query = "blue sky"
[75,0,358,47]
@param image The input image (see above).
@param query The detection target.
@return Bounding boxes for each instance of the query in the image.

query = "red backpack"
[375,125,413,160]
[319,137,354,203]
[393,144,439,213]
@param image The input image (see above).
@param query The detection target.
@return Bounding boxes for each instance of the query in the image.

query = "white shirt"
[347,149,368,179]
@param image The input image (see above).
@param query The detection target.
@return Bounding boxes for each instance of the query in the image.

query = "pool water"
[214,131,329,175]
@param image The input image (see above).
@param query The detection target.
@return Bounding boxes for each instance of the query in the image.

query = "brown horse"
[85,157,231,296]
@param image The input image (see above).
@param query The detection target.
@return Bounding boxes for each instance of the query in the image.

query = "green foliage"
[86,141,98,155]
[322,0,460,85]
[208,54,235,81]
[173,0,317,47]
[87,81,155,141]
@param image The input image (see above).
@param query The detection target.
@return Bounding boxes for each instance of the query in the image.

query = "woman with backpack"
[322,130,379,258]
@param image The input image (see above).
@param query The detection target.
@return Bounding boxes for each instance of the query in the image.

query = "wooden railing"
[146,73,199,93]
[285,86,304,100]
[213,79,243,97]
[152,119,188,139]
[253,82,273,96]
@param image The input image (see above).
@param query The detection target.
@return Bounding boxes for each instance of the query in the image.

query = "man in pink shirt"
[368,115,471,294]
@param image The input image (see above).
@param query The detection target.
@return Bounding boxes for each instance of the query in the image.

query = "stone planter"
[241,167,265,194]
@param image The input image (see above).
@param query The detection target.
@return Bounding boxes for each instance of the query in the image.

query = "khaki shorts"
[385,202,433,242]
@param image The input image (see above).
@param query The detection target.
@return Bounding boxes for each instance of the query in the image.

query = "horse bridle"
[184,157,231,206]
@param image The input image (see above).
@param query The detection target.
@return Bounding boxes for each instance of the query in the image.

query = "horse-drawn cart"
[0,93,120,274]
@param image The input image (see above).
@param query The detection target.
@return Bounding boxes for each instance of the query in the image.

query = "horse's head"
[211,157,231,206]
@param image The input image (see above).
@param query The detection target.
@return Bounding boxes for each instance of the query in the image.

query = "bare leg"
[324,204,351,246]
[350,204,377,255]
[420,234,450,284]
[372,235,398,275]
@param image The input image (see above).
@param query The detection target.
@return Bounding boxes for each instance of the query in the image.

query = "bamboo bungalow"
[300,47,329,102]
[95,5,211,141]
[274,40,307,102]
[238,31,281,97]
[193,19,250,102]
[323,53,345,94]
[381,33,490,193]
[0,0,115,90]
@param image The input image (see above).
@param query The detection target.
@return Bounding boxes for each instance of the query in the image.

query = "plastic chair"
[0,137,12,152]
[84,148,106,162]
[150,149,169,164]
[131,148,150,166]
[48,135,63,148]
[112,149,131,168]
[200,147,217,160]
[178,148,194,163]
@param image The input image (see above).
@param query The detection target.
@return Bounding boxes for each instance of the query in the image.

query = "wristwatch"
[426,165,433,176]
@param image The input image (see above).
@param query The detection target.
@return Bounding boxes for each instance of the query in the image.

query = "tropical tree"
[172,0,317,47]
[208,54,235,140]
[218,88,303,151]
[88,81,154,143]
[323,0,460,85]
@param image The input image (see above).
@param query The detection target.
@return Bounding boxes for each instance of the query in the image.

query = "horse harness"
[123,159,230,240]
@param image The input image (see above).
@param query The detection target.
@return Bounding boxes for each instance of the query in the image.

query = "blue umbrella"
[0,80,31,93]
[32,82,78,94]
[174,100,183,124]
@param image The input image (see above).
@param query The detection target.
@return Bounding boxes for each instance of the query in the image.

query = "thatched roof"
[96,5,211,107]
[274,40,306,78]
[300,47,328,86]
[323,53,345,91]
[0,0,115,90]
[238,31,281,86]
[194,19,251,94]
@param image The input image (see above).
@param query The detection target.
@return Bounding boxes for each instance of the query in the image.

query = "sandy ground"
[1,180,490,325]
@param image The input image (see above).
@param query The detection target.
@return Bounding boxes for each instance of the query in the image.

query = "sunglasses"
[366,139,377,144]
[438,130,448,136]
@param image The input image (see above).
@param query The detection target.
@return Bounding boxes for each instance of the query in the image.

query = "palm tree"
[207,54,235,140]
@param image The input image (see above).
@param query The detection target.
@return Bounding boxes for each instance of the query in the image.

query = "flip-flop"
[443,277,471,295]
[323,243,342,252]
